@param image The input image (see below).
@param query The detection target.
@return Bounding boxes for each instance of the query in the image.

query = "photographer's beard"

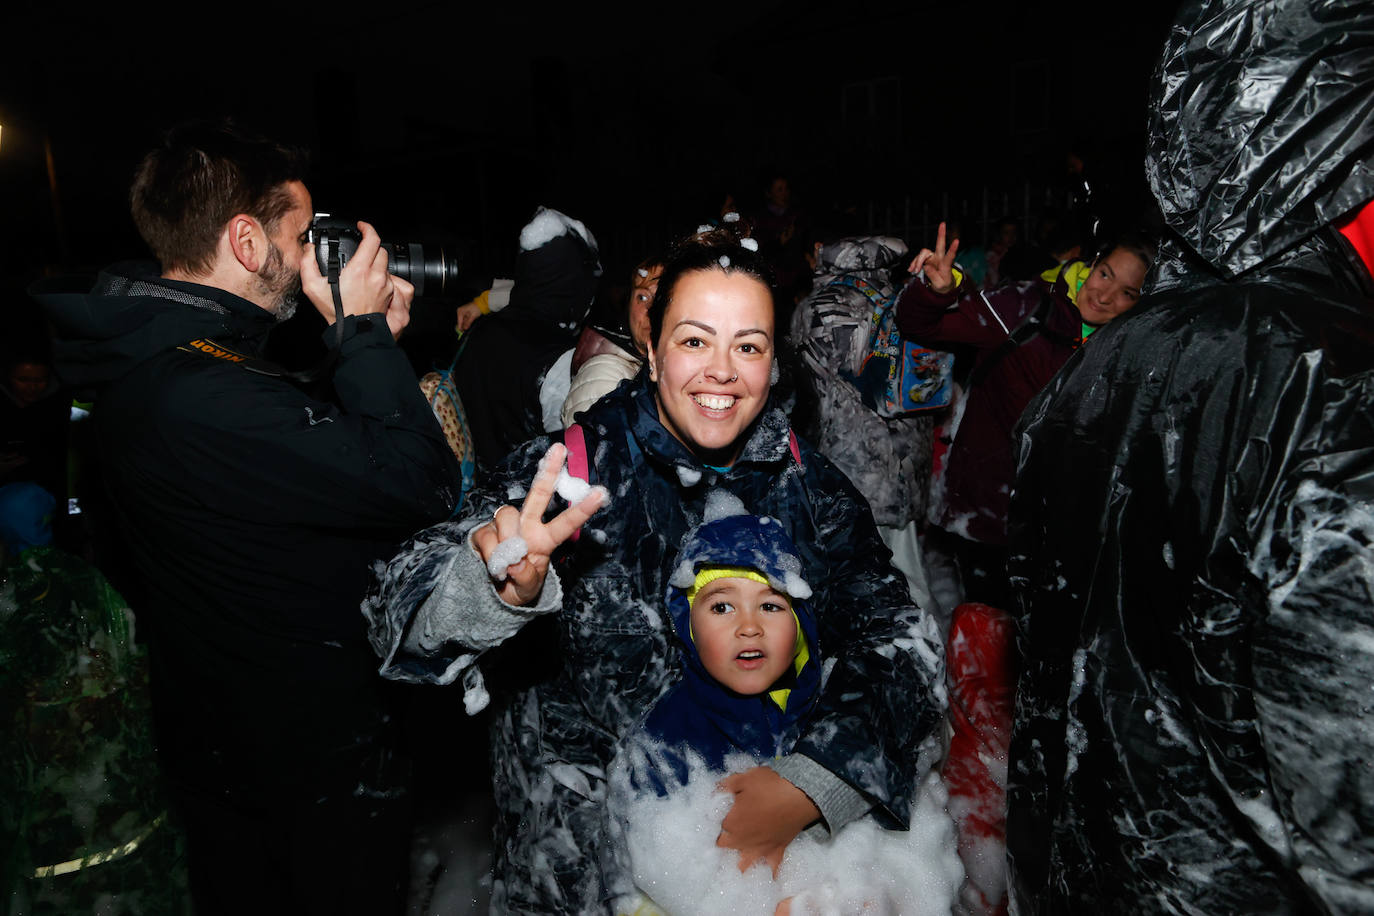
[256,240,301,322]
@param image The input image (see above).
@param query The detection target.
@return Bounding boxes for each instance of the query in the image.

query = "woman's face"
[1077,248,1147,326]
[648,268,774,466]
[627,264,662,356]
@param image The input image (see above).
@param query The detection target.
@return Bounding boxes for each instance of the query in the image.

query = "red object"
[571,326,628,373]
[942,602,1017,916]
[564,423,589,543]
[1337,197,1374,280]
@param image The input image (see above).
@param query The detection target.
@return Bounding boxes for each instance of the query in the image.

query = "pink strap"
[562,424,798,545]
[565,424,588,542]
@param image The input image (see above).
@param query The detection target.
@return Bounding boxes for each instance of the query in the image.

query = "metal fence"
[860,182,1082,248]
[591,180,1084,279]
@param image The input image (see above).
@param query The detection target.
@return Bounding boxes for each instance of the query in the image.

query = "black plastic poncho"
[1005,0,1374,912]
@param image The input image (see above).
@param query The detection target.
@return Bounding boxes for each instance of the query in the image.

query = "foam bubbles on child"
[619,754,964,915]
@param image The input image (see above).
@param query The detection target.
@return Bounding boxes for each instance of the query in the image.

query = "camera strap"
[322,235,347,354]
[260,235,347,385]
[177,338,288,377]
[175,242,347,383]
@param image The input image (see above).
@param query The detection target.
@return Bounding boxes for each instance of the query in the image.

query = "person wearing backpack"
[788,235,937,616]
[896,222,1153,610]
[364,230,946,914]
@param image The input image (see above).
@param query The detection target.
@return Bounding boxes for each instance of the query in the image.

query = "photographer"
[34,119,461,915]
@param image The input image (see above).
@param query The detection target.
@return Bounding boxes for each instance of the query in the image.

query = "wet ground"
[402,685,495,915]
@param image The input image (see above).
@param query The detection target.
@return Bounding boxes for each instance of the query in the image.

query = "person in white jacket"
[560,256,662,426]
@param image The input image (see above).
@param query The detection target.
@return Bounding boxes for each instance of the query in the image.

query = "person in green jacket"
[1,481,190,915]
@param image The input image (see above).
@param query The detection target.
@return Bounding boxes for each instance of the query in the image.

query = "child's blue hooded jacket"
[632,510,824,790]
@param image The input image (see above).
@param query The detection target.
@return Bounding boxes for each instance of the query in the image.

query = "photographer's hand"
[384,275,415,340]
[301,221,402,324]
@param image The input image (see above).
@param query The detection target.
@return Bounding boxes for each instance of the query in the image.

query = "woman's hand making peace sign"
[471,443,607,606]
[908,221,961,295]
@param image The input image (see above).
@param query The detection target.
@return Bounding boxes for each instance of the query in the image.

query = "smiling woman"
[647,236,777,465]
[364,228,947,914]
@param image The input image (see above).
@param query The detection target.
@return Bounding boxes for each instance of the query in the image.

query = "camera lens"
[382,242,462,299]
[312,214,464,299]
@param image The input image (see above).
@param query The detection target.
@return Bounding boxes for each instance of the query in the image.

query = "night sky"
[2,0,1180,357]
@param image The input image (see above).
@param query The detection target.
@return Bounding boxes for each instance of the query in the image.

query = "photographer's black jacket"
[36,263,461,805]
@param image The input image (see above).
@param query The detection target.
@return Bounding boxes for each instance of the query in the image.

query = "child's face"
[689,577,797,696]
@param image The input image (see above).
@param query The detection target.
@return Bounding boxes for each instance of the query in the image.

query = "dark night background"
[0,5,1185,906]
[1,0,1180,370]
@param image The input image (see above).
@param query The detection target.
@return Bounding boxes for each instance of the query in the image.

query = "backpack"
[419,340,478,516]
[831,275,955,417]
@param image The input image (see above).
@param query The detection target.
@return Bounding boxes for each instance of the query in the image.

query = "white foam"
[703,489,747,522]
[486,536,529,581]
[670,559,697,590]
[519,207,597,252]
[556,467,594,503]
[615,754,963,915]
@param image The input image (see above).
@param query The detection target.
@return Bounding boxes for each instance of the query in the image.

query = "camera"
[309,213,463,299]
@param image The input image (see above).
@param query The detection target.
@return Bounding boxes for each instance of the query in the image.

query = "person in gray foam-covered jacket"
[365,230,945,914]
[788,235,936,612]
[1005,0,1374,911]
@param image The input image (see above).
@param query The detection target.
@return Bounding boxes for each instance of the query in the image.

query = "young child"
[619,508,820,798]
[603,501,963,916]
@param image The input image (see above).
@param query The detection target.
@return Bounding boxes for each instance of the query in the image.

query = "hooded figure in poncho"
[1005,0,1374,912]
[453,207,602,474]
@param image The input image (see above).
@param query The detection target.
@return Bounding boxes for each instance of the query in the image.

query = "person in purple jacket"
[896,222,1152,609]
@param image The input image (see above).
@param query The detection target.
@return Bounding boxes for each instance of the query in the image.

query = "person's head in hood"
[685,566,802,699]
[666,501,819,715]
[502,207,603,335]
[1146,0,1374,289]
[627,498,821,780]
